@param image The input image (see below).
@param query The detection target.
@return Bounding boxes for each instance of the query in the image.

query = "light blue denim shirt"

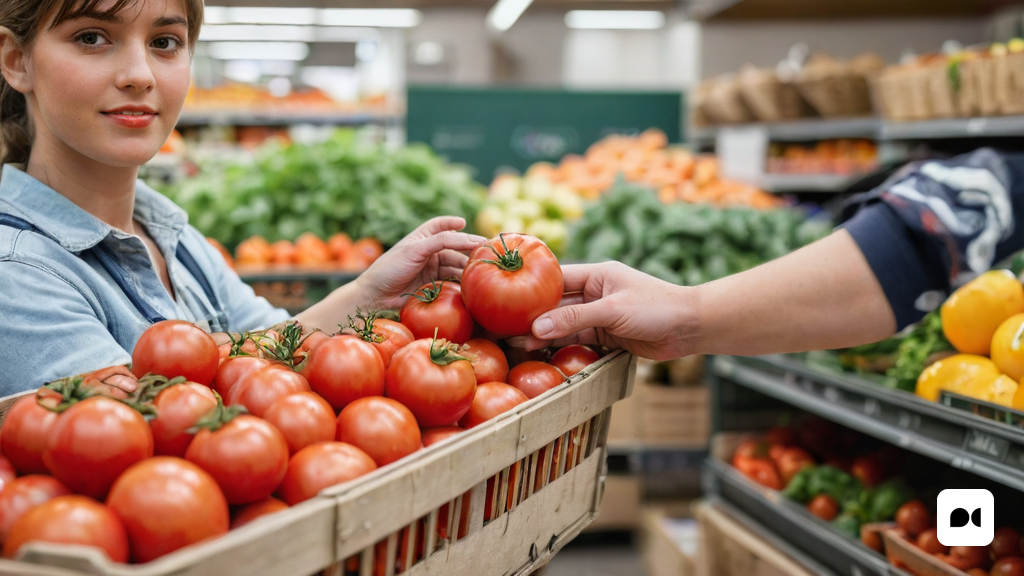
[0,164,289,394]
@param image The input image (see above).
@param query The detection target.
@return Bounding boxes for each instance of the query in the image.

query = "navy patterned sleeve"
[840,148,1024,330]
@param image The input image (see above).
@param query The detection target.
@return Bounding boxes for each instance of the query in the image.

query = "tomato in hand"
[230,497,289,530]
[350,313,414,367]
[301,336,385,410]
[895,500,930,539]
[421,426,464,447]
[458,382,528,429]
[213,356,271,400]
[465,339,508,383]
[131,320,220,385]
[0,476,72,545]
[264,392,337,455]
[460,234,563,337]
[550,345,600,377]
[44,397,154,499]
[336,397,421,467]
[507,362,564,399]
[1,395,60,475]
[807,494,838,521]
[227,365,311,418]
[150,383,218,457]
[3,495,128,562]
[400,281,475,344]
[186,414,289,505]
[277,442,377,506]
[106,457,229,563]
[385,338,476,427]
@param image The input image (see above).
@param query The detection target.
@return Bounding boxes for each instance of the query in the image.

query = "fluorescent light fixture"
[565,10,666,30]
[205,7,318,26]
[207,42,310,61]
[320,9,422,28]
[200,25,378,43]
[487,0,534,32]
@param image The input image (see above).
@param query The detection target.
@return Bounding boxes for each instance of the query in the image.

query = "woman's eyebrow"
[154,15,187,27]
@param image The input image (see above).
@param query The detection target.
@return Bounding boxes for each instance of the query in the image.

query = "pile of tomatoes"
[0,233,603,566]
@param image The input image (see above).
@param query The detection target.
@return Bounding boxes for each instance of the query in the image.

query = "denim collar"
[0,163,188,253]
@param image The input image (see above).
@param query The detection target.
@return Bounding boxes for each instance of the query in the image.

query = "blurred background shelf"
[177,111,405,127]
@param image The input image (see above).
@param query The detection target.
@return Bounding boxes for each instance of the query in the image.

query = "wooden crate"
[639,505,699,576]
[0,352,637,576]
[696,501,817,576]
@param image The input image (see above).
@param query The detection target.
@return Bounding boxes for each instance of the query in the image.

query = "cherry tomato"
[400,281,475,344]
[421,426,464,447]
[550,345,600,377]
[227,365,311,418]
[44,397,154,499]
[277,442,377,506]
[992,557,1024,576]
[131,320,219,385]
[150,383,218,457]
[107,457,229,563]
[301,336,385,410]
[895,500,930,539]
[460,234,563,337]
[263,392,336,455]
[385,338,476,427]
[0,476,72,545]
[0,395,60,475]
[917,528,948,555]
[230,497,289,530]
[3,495,128,562]
[186,415,289,505]
[465,339,508,383]
[336,397,422,467]
[507,361,564,399]
[458,382,528,429]
[993,527,1023,559]
[807,494,838,521]
[213,356,271,400]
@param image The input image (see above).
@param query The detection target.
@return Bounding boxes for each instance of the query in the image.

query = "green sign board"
[407,86,683,184]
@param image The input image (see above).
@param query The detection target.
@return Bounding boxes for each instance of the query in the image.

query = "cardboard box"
[696,501,818,576]
[608,360,710,446]
[585,475,642,532]
[640,506,699,576]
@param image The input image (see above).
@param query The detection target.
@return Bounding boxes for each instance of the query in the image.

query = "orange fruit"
[991,313,1024,380]
[915,354,1000,402]
[1012,378,1024,411]
[961,373,1018,407]
[941,270,1024,355]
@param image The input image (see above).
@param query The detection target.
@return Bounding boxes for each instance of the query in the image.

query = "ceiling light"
[205,7,318,26]
[320,9,422,28]
[564,10,666,30]
[207,42,310,61]
[487,0,534,32]
[199,25,378,43]
[203,7,422,28]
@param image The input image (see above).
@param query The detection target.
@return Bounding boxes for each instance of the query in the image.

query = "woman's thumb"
[533,302,614,340]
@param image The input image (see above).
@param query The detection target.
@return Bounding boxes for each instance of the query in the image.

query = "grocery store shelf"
[606,443,708,473]
[711,355,1024,492]
[760,173,858,193]
[704,459,903,576]
[691,117,879,145]
[236,266,362,283]
[177,110,404,127]
[880,115,1024,140]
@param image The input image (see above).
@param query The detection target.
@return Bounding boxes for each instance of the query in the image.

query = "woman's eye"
[153,37,180,50]
[78,32,106,45]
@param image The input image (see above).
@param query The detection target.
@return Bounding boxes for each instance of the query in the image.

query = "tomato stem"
[255,322,308,367]
[480,234,523,273]
[428,328,470,366]
[189,392,246,433]
[402,279,445,305]
[347,308,384,344]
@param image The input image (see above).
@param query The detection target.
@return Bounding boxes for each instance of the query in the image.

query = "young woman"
[0,0,483,393]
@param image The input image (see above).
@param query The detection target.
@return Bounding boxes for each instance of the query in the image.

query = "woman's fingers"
[411,231,486,261]
[409,216,468,240]
[438,249,470,269]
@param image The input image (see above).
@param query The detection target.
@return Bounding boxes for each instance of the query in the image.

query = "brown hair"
[0,0,203,165]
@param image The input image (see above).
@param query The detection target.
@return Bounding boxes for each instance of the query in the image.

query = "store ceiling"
[202,0,677,10]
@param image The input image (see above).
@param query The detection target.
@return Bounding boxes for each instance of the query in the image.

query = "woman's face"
[25,0,191,168]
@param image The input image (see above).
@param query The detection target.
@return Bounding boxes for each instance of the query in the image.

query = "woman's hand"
[354,217,486,310]
[512,261,700,361]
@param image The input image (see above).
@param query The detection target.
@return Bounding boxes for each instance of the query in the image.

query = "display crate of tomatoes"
[0,233,634,576]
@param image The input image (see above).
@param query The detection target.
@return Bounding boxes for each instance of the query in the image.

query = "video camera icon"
[937,489,994,547]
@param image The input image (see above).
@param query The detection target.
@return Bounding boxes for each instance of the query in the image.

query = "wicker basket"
[736,66,814,122]
[794,54,884,118]
[996,50,1024,115]
[958,51,1000,117]
[697,75,756,124]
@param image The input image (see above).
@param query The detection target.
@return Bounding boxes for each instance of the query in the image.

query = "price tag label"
[716,126,768,184]
[963,429,1010,460]
[966,118,987,134]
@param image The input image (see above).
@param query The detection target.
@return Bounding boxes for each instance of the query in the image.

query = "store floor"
[547,533,645,576]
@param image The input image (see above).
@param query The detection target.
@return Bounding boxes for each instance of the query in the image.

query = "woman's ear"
[0,27,31,94]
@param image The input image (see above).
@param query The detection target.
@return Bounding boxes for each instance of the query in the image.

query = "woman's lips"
[102,112,157,128]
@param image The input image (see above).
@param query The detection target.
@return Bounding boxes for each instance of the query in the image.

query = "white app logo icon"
[937,489,994,547]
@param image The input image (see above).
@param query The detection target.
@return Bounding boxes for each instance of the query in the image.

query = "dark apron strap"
[0,213,222,326]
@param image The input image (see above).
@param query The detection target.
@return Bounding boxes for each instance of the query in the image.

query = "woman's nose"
[114,43,156,93]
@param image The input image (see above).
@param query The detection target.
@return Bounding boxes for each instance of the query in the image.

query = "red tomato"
[458,382,528,429]
[400,281,475,344]
[507,362,564,399]
[230,497,289,530]
[44,397,154,499]
[277,442,377,506]
[3,495,128,562]
[264,392,337,455]
[227,365,311,418]
[150,383,218,457]
[213,356,271,400]
[0,476,72,544]
[301,336,385,410]
[993,527,1024,559]
[465,339,508,383]
[106,457,229,563]
[131,320,219,385]
[851,455,887,488]
[992,557,1024,576]
[917,528,948,555]
[895,501,931,539]
[460,234,563,337]
[336,397,422,467]
[0,457,14,493]
[385,339,476,427]
[186,415,289,505]
[0,395,60,475]
[776,447,815,485]
[365,319,415,368]
[807,494,838,521]
[734,457,783,490]
[421,426,464,447]
[550,345,600,377]
[293,331,330,365]
[950,546,990,570]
